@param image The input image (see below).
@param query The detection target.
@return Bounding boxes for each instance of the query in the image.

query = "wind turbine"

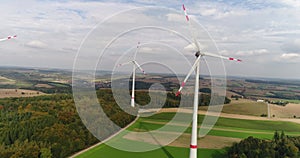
[257,99,271,118]
[0,35,17,42]
[176,4,242,158]
[117,42,146,108]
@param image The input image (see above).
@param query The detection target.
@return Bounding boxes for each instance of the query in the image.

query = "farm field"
[270,103,300,118]
[0,76,15,84]
[282,99,300,104]
[199,99,267,116]
[74,112,300,158]
[199,98,300,118]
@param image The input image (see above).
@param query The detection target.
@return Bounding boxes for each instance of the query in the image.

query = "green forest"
[0,89,135,158]
[227,131,300,158]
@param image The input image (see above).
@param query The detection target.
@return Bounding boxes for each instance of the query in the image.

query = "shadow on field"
[139,122,174,158]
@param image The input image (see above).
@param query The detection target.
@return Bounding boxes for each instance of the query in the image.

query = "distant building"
[257,99,264,102]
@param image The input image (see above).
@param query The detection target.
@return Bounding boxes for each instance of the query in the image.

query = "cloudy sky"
[1,0,300,79]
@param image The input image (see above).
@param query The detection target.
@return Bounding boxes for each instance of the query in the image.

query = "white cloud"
[139,46,174,55]
[279,0,300,7]
[188,2,247,20]
[236,49,269,56]
[280,53,300,59]
[200,8,217,16]
[25,40,47,49]
[139,47,153,53]
[166,13,182,22]
[276,53,300,64]
[281,39,300,53]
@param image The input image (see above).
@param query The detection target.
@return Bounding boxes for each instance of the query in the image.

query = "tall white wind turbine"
[0,35,17,42]
[117,42,146,108]
[176,4,242,158]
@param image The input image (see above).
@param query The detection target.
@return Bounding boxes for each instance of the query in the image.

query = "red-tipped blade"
[183,4,189,21]
[116,60,133,68]
[229,57,242,62]
[175,91,181,97]
[176,56,201,96]
[133,61,146,75]
[0,35,17,42]
[203,52,242,62]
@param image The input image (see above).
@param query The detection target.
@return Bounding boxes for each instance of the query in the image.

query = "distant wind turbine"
[0,35,17,42]
[117,42,146,107]
[176,4,242,158]
[257,99,271,118]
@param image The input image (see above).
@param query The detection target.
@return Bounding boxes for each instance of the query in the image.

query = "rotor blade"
[116,60,133,68]
[133,41,140,60]
[133,61,146,75]
[183,4,201,52]
[0,35,17,42]
[204,52,242,62]
[176,56,201,96]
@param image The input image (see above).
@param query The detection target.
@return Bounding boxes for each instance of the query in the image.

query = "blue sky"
[0,0,300,79]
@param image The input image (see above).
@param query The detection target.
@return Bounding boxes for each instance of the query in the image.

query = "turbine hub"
[195,51,200,57]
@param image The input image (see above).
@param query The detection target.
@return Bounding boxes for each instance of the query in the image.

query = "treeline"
[245,79,300,100]
[0,70,72,94]
[266,91,300,100]
[0,80,72,94]
[246,79,300,87]
[133,90,231,108]
[269,100,289,106]
[0,71,36,81]
[130,81,178,91]
[0,90,135,158]
[24,80,72,94]
[227,131,300,158]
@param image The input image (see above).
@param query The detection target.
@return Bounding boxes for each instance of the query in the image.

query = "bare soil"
[0,89,46,98]
[35,84,54,88]
[270,103,300,118]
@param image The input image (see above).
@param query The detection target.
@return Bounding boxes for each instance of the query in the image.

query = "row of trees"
[133,90,231,108]
[227,131,300,158]
[23,80,72,94]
